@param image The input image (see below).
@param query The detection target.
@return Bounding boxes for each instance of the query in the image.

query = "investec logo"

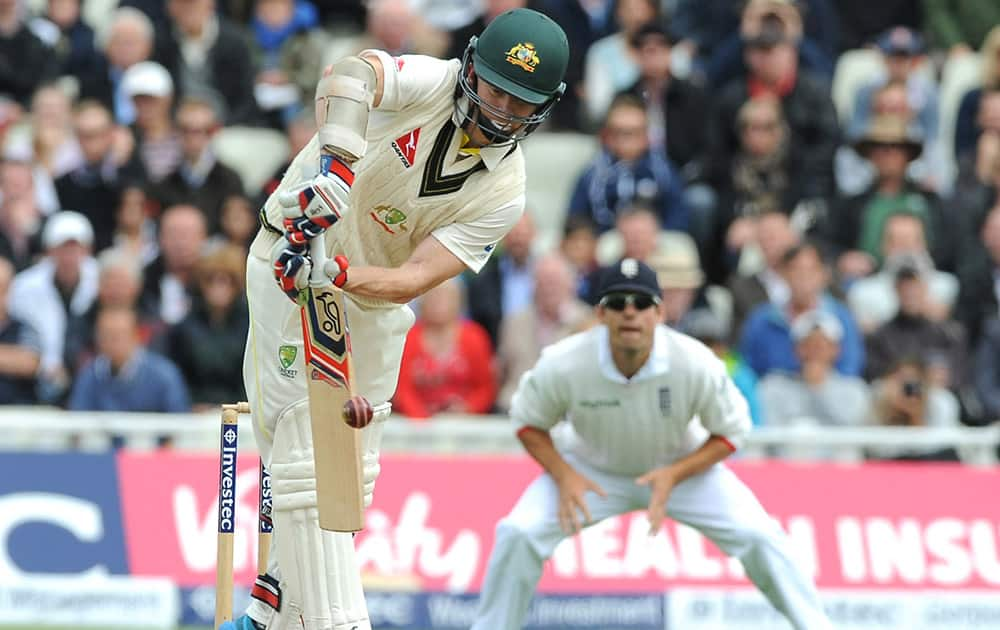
[218,427,238,534]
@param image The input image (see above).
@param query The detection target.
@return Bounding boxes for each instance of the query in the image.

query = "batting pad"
[270,400,371,630]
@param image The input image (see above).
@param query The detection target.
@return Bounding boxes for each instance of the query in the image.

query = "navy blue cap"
[598,258,661,299]
[877,27,924,56]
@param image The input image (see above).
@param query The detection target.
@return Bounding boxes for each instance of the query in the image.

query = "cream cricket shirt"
[253,50,526,283]
[510,325,752,477]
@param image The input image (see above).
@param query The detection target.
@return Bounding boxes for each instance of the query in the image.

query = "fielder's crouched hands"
[270,238,349,302]
[276,154,354,245]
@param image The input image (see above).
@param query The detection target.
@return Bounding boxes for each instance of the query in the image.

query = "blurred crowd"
[1,0,999,461]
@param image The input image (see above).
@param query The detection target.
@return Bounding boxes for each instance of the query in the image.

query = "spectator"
[707,3,840,208]
[31,0,101,79]
[76,248,163,367]
[466,212,536,346]
[140,204,207,326]
[865,260,967,388]
[77,7,155,124]
[924,0,1000,57]
[848,28,944,193]
[216,194,257,250]
[707,96,805,283]
[155,0,260,125]
[956,205,1000,346]
[835,0,921,53]
[582,0,660,126]
[615,204,661,262]
[568,94,688,234]
[758,309,871,430]
[167,244,248,408]
[705,0,838,90]
[559,215,601,303]
[249,0,328,128]
[21,84,84,184]
[973,317,1000,422]
[727,208,797,341]
[681,308,762,426]
[110,184,158,267]
[0,158,45,270]
[9,211,98,403]
[68,305,190,412]
[837,82,933,196]
[0,0,57,107]
[121,61,182,183]
[954,27,1000,161]
[648,234,713,330]
[621,21,709,174]
[847,214,958,332]
[152,97,244,230]
[868,356,961,461]
[739,241,864,377]
[953,96,1000,229]
[829,114,952,280]
[394,278,496,418]
[495,254,593,412]
[0,257,41,404]
[55,101,142,252]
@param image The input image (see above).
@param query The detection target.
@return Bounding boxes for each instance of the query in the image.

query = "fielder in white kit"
[224,9,570,630]
[471,258,833,630]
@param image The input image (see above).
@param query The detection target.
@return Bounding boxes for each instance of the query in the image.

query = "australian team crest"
[278,345,298,378]
[369,205,409,234]
[505,42,540,73]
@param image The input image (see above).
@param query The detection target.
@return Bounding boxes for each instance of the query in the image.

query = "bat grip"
[308,235,330,287]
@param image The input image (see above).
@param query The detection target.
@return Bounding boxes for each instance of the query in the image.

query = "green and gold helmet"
[457,8,569,143]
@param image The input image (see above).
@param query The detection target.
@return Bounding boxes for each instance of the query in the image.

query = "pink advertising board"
[117,453,1000,594]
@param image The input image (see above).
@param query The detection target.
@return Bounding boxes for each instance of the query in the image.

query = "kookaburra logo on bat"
[316,292,342,336]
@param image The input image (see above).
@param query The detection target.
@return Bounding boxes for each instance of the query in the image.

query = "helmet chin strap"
[455,92,519,147]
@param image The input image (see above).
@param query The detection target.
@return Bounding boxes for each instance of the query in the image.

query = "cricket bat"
[300,237,365,532]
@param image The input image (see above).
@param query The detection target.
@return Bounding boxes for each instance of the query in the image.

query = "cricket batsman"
[471,259,835,630]
[223,8,569,630]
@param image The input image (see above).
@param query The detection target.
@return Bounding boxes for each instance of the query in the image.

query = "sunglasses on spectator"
[599,292,661,311]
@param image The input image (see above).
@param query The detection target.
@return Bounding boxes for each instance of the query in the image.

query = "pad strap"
[251,573,282,612]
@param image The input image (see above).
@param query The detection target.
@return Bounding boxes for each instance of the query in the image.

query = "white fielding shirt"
[510,325,752,476]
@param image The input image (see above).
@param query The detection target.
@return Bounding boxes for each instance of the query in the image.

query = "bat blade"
[301,283,364,532]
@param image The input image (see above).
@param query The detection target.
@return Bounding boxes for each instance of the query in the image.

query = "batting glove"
[270,239,350,303]
[277,155,354,245]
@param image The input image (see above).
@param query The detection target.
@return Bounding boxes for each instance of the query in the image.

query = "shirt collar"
[96,348,144,381]
[596,324,670,384]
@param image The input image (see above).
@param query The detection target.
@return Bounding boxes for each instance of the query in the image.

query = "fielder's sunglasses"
[599,292,662,311]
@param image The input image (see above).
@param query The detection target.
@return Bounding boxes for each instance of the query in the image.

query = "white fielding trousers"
[471,455,833,630]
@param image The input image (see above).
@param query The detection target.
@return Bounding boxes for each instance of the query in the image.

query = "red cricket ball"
[343,396,373,429]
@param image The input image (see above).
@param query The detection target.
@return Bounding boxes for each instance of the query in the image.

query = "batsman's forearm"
[518,426,576,483]
[665,435,733,484]
[341,265,423,303]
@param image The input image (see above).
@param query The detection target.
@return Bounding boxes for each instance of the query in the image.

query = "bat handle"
[308,236,330,287]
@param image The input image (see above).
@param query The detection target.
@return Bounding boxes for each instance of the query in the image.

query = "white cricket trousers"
[241,251,415,628]
[471,455,833,630]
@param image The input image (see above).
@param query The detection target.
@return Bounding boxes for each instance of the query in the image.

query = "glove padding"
[270,237,349,302]
[277,154,354,245]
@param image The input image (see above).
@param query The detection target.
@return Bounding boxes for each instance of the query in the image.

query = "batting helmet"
[457,8,569,144]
